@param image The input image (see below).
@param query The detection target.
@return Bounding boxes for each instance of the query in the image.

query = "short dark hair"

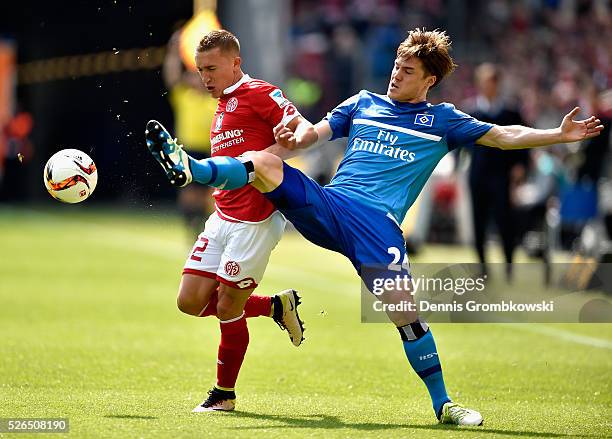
[197,29,240,54]
[397,28,456,88]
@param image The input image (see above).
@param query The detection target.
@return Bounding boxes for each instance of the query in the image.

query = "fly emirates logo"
[351,129,416,162]
[211,129,245,154]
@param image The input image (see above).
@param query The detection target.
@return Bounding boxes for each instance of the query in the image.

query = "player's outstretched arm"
[476,107,604,150]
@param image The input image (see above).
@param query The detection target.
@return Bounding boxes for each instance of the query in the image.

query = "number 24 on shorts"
[388,246,409,271]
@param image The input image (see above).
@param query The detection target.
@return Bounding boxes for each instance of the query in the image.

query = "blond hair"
[397,28,456,88]
[197,29,240,54]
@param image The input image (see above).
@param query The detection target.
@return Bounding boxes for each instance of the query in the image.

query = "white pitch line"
[511,324,612,350]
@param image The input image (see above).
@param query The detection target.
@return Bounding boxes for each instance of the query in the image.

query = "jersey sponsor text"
[211,129,245,154]
[351,128,416,162]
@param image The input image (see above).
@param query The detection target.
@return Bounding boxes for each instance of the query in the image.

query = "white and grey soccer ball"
[43,149,98,203]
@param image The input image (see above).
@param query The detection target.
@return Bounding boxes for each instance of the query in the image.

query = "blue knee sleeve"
[189,156,253,190]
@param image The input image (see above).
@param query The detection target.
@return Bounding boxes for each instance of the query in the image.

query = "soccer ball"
[43,149,98,203]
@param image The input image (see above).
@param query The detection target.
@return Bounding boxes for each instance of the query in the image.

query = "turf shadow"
[226,411,593,437]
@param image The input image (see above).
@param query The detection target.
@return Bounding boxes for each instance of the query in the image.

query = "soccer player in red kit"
[146,30,309,412]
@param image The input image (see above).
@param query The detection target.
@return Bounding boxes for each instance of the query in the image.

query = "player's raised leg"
[145,120,255,190]
[145,120,193,187]
[378,284,483,426]
[269,289,305,346]
[145,119,286,193]
[178,278,305,347]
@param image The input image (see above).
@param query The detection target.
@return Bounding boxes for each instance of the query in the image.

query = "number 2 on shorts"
[190,237,209,262]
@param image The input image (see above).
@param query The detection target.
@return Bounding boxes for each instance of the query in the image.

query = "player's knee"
[216,293,241,320]
[176,297,195,315]
[245,151,283,191]
[176,288,200,316]
[249,151,282,177]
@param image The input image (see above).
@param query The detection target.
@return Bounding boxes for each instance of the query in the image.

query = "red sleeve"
[250,84,301,126]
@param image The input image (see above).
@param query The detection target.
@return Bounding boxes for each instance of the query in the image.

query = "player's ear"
[428,75,437,88]
[233,56,241,71]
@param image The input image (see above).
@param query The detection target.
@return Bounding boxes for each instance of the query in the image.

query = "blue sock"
[398,320,451,418]
[188,156,253,190]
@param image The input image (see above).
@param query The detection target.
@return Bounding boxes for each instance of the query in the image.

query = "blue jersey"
[265,90,494,277]
[325,90,494,223]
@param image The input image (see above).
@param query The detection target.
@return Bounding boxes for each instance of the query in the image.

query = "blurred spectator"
[464,63,529,279]
[0,109,33,201]
[363,4,403,92]
[577,87,612,184]
[289,0,610,130]
[302,25,363,184]
[326,24,363,106]
[163,30,217,241]
[559,86,612,249]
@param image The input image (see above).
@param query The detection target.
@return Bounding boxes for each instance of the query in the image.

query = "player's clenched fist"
[274,123,297,149]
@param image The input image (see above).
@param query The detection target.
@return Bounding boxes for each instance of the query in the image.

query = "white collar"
[223,73,251,95]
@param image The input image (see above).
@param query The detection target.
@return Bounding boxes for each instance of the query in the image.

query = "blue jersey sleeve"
[324,93,361,140]
[445,104,494,151]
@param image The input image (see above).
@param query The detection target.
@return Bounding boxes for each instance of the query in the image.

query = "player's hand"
[273,123,297,150]
[559,107,604,142]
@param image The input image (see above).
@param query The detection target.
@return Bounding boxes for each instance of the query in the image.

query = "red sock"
[199,291,271,318]
[244,294,272,318]
[217,313,249,389]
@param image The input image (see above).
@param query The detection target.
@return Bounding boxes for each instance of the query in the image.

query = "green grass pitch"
[0,206,610,438]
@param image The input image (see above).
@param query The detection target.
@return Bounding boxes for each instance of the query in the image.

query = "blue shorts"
[264,163,409,276]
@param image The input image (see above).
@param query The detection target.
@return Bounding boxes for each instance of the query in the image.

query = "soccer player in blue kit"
[147,29,603,424]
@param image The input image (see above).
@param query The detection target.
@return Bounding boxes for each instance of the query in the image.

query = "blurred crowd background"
[290,0,611,129]
[1,0,611,267]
